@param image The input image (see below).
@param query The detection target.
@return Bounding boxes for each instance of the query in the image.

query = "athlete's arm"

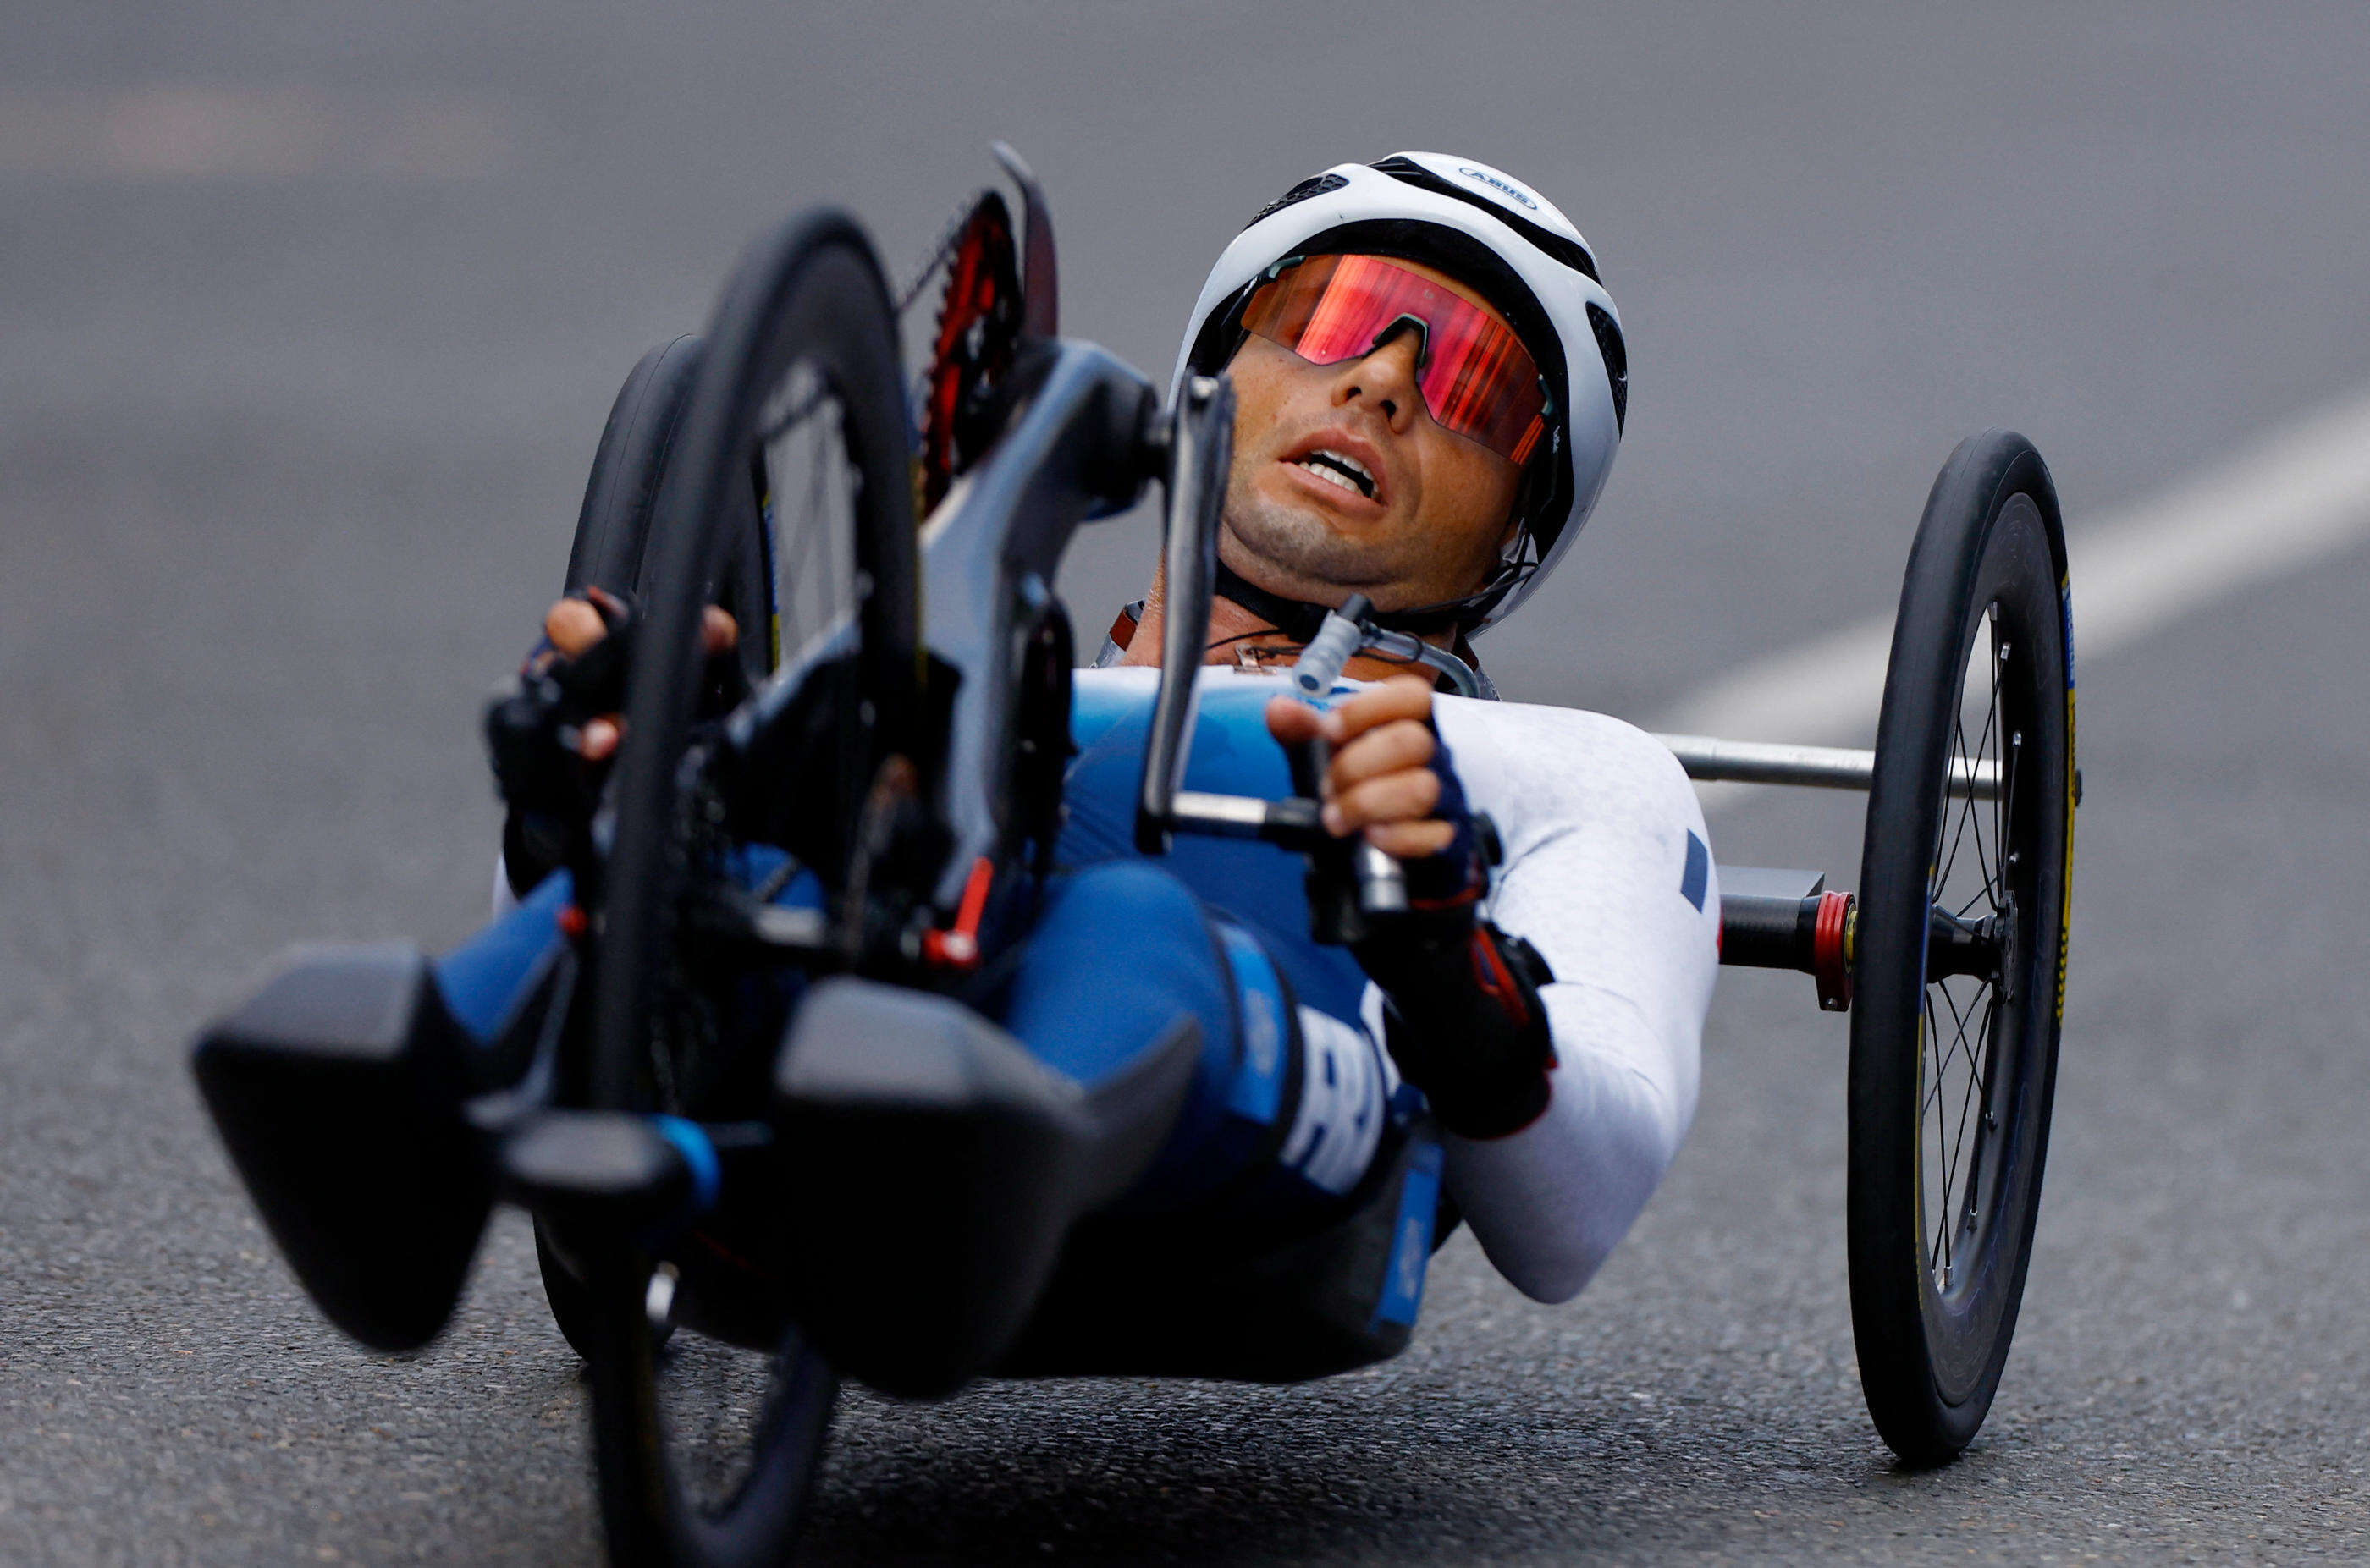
[1425,702,1719,1304]
[1267,677,1561,1141]
[1268,681,1715,1304]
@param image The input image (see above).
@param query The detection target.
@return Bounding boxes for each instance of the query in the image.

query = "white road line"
[1655,388,2370,755]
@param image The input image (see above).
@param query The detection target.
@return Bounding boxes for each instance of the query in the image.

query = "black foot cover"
[190,944,492,1351]
[770,977,1198,1397]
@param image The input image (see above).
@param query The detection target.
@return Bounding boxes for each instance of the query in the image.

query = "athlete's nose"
[1331,322,1424,433]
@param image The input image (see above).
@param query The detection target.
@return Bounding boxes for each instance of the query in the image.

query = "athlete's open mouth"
[1291,448,1376,500]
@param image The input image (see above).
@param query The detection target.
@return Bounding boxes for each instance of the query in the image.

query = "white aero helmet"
[1172,152,1626,635]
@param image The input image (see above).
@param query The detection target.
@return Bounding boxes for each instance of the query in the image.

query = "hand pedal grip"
[190,944,492,1352]
[1353,841,1409,916]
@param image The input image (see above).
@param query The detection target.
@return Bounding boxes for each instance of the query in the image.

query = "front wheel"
[1848,430,2074,1465]
[582,1258,839,1568]
[580,206,919,1565]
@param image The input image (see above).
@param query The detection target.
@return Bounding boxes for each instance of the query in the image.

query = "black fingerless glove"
[1350,732,1558,1140]
[487,594,638,897]
[488,592,758,897]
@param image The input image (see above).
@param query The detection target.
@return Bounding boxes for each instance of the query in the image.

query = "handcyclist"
[508,152,1717,1330]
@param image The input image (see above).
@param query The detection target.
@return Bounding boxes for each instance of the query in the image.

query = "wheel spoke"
[1933,980,1973,1217]
[761,366,862,674]
[1949,797,1997,921]
[1923,986,1952,1276]
[1920,606,2029,1295]
[1946,988,1987,1213]
[1957,632,2003,913]
[1961,989,2000,1206]
[1975,636,2008,913]
[1935,711,1981,895]
[1938,971,1983,1080]
[1924,963,2003,1290]
[1988,626,2009,898]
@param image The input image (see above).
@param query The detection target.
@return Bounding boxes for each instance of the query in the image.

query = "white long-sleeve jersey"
[1417,693,1718,1301]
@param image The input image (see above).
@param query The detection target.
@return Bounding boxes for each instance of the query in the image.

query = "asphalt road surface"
[5,4,2367,1561]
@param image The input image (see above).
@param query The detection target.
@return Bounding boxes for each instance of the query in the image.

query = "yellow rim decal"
[2056,576,2075,1025]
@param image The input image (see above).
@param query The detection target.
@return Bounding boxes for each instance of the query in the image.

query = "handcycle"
[190,152,2075,1564]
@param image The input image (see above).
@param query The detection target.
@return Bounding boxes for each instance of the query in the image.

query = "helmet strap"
[1213,558,1474,642]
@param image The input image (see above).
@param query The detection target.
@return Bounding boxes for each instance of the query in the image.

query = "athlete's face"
[1220,259,1526,614]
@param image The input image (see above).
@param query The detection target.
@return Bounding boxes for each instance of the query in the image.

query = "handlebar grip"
[1285,734,1326,799]
[1353,842,1408,916]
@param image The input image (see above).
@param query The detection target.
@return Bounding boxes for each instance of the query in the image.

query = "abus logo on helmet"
[1457,166,1538,210]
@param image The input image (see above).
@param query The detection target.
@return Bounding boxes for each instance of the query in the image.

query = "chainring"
[918,190,1024,516]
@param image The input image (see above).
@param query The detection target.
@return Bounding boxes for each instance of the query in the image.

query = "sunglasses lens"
[1240,255,1545,463]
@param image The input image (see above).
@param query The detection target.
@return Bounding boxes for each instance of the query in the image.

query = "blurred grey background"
[3,4,2366,1561]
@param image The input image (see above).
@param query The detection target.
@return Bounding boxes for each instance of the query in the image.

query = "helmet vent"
[1368,156,1599,282]
[1248,173,1348,227]
[1587,302,1627,432]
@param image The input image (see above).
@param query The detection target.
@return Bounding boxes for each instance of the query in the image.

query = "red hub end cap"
[1812,889,1855,1012]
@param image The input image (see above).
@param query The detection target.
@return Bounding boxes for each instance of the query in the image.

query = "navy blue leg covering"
[995,863,1243,1205]
[995,861,1348,1211]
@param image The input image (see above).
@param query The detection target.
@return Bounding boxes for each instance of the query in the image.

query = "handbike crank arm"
[1655,733,2000,801]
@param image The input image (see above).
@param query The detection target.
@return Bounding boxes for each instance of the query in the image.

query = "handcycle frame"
[191,184,2072,1565]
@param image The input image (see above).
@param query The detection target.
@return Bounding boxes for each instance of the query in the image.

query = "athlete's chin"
[1224,503,1412,597]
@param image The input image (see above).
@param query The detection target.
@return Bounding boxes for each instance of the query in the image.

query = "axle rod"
[1656,734,1999,801]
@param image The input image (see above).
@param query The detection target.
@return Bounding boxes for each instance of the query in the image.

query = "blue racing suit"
[470,661,1717,1329]
[995,674,1413,1220]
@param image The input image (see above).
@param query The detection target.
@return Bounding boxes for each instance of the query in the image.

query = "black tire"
[567,334,704,598]
[1849,431,2075,1465]
[538,1216,681,1363]
[585,1262,840,1568]
[536,1218,601,1361]
[564,334,775,690]
[537,338,710,1362]
[580,209,920,1565]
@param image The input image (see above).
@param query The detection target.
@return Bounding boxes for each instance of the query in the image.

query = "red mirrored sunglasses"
[1238,253,1549,465]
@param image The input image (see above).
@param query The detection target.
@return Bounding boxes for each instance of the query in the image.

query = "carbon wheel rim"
[580,212,913,1565]
[1913,516,2058,1406]
[633,338,863,1537]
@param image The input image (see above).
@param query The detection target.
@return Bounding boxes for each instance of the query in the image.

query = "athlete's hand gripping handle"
[1282,595,1409,944]
[1283,669,1558,1138]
